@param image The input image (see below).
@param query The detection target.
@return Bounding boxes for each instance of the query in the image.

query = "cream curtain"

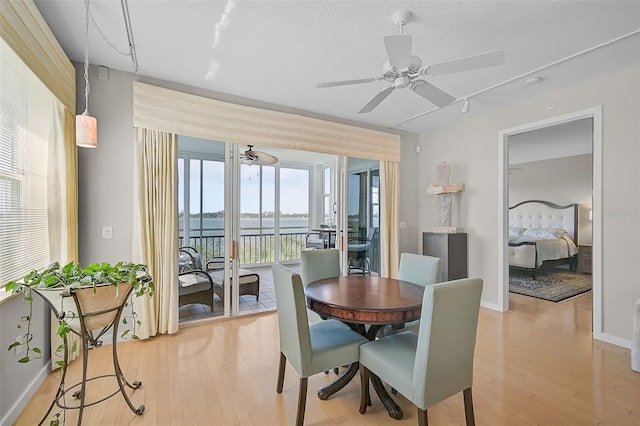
[48,100,80,367]
[132,128,179,338]
[379,161,400,278]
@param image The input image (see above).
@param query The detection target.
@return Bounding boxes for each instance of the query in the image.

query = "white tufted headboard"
[509,200,578,242]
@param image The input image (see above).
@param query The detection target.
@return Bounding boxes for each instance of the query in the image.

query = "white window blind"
[0,39,52,285]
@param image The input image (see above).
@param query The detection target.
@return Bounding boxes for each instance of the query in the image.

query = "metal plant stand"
[35,283,145,425]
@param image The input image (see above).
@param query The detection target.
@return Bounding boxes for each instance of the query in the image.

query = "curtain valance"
[133,81,400,162]
[0,0,75,111]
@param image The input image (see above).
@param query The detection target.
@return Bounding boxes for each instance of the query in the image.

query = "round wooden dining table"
[304,275,425,420]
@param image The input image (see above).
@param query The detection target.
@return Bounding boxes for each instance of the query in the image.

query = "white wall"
[399,132,420,255]
[0,295,50,425]
[75,62,136,266]
[419,64,640,343]
[509,154,593,244]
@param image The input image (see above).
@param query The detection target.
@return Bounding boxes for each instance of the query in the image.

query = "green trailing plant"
[6,261,154,364]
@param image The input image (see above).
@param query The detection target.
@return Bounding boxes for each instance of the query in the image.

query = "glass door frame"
[224,143,240,317]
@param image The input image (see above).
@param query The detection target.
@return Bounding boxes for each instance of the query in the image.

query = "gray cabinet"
[422,232,468,281]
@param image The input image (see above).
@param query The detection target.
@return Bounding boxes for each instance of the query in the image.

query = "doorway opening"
[498,106,602,337]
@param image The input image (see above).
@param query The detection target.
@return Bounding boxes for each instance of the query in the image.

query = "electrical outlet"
[15,335,23,357]
[102,226,113,239]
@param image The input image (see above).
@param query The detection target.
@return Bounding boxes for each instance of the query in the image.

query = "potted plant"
[6,261,154,365]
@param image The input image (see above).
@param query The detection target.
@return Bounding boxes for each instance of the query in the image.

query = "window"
[0,40,54,285]
[321,166,332,225]
[178,152,226,259]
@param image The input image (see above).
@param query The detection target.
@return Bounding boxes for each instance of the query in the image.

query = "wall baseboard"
[593,331,631,349]
[481,300,505,312]
[0,362,49,426]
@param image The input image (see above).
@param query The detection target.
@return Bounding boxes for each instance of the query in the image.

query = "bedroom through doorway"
[498,107,602,335]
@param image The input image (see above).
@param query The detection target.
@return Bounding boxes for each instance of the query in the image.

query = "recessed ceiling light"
[525,76,543,86]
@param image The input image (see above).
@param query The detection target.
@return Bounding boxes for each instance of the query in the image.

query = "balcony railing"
[178,231,307,268]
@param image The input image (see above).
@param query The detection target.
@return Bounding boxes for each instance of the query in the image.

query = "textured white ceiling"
[34,0,640,134]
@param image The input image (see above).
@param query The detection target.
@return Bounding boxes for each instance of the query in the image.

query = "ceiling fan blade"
[242,146,278,165]
[316,78,381,88]
[384,35,412,69]
[426,49,506,76]
[411,80,455,107]
[358,87,394,113]
[253,152,278,165]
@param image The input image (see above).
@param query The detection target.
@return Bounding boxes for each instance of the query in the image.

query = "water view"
[180,216,310,236]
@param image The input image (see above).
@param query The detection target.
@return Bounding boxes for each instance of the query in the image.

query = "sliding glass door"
[178,140,315,322]
[178,139,228,320]
[341,157,380,276]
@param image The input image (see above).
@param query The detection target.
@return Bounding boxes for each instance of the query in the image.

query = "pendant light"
[76,0,97,148]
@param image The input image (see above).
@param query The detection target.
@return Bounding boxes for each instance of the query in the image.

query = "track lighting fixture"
[461,98,470,113]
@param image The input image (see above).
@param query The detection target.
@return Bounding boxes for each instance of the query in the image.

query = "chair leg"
[276,352,286,393]
[418,408,428,426]
[296,377,308,426]
[463,387,475,426]
[359,366,370,414]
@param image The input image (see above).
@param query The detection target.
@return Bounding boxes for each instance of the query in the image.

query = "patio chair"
[347,227,376,275]
[305,231,330,249]
[178,247,214,308]
[206,258,260,301]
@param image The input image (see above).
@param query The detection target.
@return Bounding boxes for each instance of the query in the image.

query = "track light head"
[461,98,470,113]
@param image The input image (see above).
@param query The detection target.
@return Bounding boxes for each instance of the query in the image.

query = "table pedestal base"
[317,363,359,400]
[316,324,404,419]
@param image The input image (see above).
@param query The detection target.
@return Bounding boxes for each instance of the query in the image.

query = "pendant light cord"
[82,0,90,115]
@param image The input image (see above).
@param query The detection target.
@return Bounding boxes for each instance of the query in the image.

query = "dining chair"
[300,248,340,324]
[273,264,368,426]
[359,278,483,426]
[379,253,442,337]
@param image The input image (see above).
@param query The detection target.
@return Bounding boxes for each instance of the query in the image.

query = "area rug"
[509,268,592,302]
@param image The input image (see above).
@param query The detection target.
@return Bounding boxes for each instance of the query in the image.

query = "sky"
[178,160,309,215]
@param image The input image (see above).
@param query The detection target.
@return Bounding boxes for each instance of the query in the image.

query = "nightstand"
[577,244,592,274]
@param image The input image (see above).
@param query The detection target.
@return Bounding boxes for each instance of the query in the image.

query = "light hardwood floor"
[14,291,640,425]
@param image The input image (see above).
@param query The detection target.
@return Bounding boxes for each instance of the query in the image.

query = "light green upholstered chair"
[379,253,442,337]
[273,264,368,426]
[359,278,483,426]
[300,248,340,324]
[398,253,442,287]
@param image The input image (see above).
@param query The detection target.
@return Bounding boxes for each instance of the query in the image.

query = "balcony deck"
[178,264,300,322]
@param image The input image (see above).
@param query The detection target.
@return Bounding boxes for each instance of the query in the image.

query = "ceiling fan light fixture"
[461,98,470,113]
[241,145,278,165]
[316,9,503,115]
[394,76,411,89]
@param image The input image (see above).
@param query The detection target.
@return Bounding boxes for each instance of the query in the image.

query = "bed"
[508,200,579,276]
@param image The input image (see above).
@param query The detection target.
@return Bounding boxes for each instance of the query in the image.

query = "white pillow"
[522,227,567,239]
[509,227,526,238]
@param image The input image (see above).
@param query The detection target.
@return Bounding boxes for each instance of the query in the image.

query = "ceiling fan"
[316,10,506,113]
[240,145,278,165]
